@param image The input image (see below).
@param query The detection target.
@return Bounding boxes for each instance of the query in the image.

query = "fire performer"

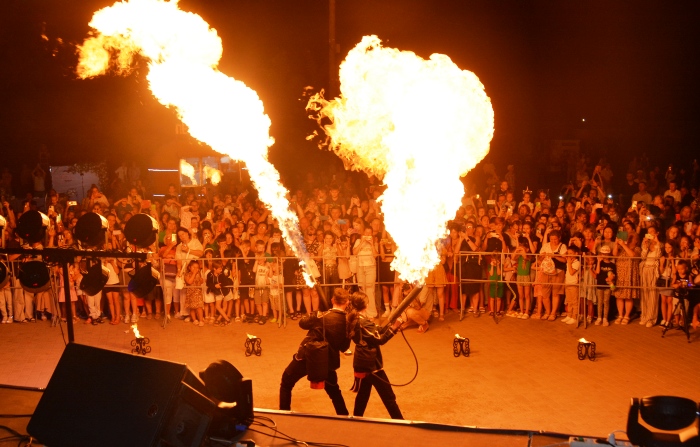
[347,291,404,419]
[279,288,351,415]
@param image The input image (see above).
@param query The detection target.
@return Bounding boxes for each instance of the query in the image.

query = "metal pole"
[62,261,75,343]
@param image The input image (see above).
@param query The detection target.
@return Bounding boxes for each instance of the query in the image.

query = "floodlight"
[79,261,110,296]
[74,213,108,247]
[18,261,51,293]
[16,211,50,243]
[627,395,699,447]
[128,262,160,297]
[124,213,159,248]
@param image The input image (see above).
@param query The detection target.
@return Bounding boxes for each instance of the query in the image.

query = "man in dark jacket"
[279,288,350,415]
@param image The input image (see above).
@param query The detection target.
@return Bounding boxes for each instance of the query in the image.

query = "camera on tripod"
[672,279,692,298]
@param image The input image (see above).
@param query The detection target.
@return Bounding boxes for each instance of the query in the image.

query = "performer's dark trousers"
[279,355,349,415]
[353,369,403,419]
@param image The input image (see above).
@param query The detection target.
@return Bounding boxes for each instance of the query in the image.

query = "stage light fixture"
[74,212,108,247]
[124,213,159,248]
[199,360,254,438]
[127,262,160,298]
[16,210,50,243]
[18,261,51,293]
[79,261,109,296]
[627,395,699,447]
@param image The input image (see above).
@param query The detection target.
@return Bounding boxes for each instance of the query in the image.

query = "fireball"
[78,0,314,284]
[309,35,494,283]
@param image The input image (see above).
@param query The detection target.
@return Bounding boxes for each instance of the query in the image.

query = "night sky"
[1,0,699,190]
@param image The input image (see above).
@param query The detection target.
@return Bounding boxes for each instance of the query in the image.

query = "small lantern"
[577,338,596,361]
[245,333,262,357]
[453,334,470,357]
[130,324,151,356]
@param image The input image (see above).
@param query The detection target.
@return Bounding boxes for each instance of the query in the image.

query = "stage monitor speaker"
[27,344,216,447]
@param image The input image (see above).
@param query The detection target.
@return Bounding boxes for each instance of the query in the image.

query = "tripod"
[661,293,691,343]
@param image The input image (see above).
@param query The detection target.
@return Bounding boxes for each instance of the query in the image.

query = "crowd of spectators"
[1,154,699,334]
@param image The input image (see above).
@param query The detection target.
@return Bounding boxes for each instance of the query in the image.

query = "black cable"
[247,427,349,447]
[0,425,31,446]
[247,415,349,447]
[0,426,23,438]
[372,328,418,387]
[0,415,32,418]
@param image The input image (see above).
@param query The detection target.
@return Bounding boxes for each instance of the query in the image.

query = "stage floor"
[1,310,698,437]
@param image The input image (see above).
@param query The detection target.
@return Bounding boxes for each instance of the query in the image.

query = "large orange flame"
[77,0,314,285]
[309,35,494,283]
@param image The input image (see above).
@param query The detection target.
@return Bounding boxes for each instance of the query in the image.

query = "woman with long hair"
[639,226,661,327]
[614,222,641,324]
[346,291,404,419]
[658,241,678,328]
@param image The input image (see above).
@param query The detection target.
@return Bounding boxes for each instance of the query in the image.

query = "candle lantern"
[577,338,596,361]
[130,324,151,355]
[453,334,470,357]
[245,334,262,356]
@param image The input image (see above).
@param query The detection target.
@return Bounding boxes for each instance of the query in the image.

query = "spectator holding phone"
[614,221,640,325]
[353,227,379,320]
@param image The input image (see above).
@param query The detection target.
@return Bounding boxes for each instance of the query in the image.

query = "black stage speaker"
[27,344,217,447]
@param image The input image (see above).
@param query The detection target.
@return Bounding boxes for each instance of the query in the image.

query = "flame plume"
[308,36,494,283]
[78,0,314,285]
[179,159,197,186]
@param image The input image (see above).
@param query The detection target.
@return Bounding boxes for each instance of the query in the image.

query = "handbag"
[656,277,669,288]
[353,322,378,372]
[349,255,358,274]
[307,259,321,279]
[175,251,188,290]
[540,256,556,275]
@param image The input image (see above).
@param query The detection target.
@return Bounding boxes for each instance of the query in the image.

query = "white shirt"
[565,259,581,285]
[353,238,376,267]
[175,238,203,260]
[180,207,195,230]
[664,189,681,204]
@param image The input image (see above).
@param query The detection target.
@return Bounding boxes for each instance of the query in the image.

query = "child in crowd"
[562,245,581,325]
[184,261,204,327]
[595,245,616,326]
[488,254,504,316]
[269,260,284,324]
[670,259,692,328]
[511,237,533,319]
[237,239,255,322]
[580,255,597,324]
[252,240,271,324]
[207,260,231,326]
[223,263,239,323]
[202,252,216,324]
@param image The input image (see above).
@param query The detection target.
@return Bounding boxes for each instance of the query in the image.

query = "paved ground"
[1,310,698,438]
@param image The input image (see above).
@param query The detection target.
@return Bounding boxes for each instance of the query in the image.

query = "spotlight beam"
[0,248,147,343]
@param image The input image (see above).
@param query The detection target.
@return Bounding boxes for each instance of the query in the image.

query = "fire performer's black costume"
[279,290,350,415]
